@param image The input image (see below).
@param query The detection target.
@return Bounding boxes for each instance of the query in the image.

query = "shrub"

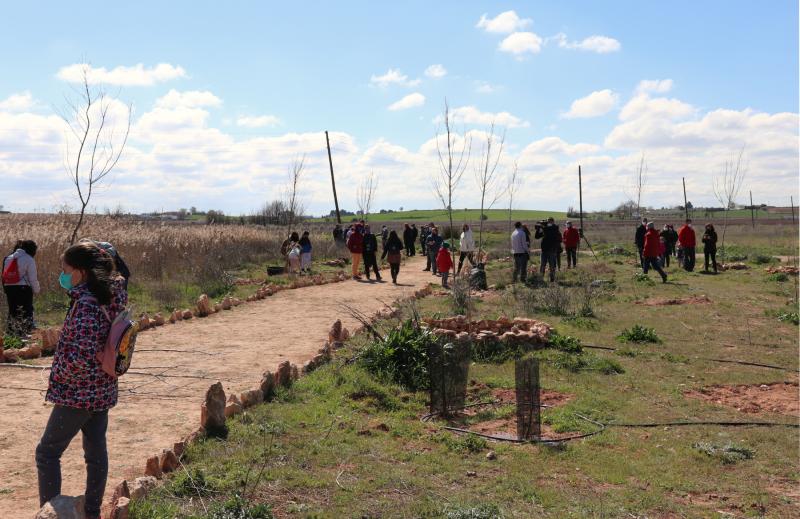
[617,324,662,344]
[561,315,599,330]
[511,283,571,316]
[632,272,655,285]
[549,332,583,354]
[693,442,754,464]
[209,495,273,519]
[550,352,624,374]
[359,320,439,391]
[767,272,789,282]
[450,276,472,315]
[777,311,799,325]
[2,335,24,350]
[751,254,775,265]
[472,339,527,364]
[166,468,216,497]
[437,432,487,453]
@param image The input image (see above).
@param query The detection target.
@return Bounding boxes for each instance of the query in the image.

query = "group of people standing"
[635,217,719,278]
[510,218,582,283]
[3,239,132,518]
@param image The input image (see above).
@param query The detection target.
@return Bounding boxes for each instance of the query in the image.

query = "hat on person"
[442,241,451,249]
[647,222,655,229]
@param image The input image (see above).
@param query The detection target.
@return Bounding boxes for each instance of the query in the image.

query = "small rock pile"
[766,265,799,275]
[422,315,552,346]
[322,258,348,267]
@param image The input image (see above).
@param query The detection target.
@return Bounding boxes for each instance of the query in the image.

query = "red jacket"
[563,227,580,248]
[436,247,453,273]
[643,229,662,258]
[346,228,364,253]
[677,225,696,248]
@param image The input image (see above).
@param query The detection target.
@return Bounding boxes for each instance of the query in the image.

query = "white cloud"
[564,89,619,118]
[476,11,532,33]
[498,32,543,57]
[437,105,530,128]
[0,92,36,112]
[636,79,674,94]
[552,33,621,53]
[155,89,222,109]
[618,93,695,122]
[56,63,187,86]
[369,69,421,88]
[236,115,282,128]
[520,137,601,156]
[388,93,425,111]
[424,64,447,79]
[475,81,501,94]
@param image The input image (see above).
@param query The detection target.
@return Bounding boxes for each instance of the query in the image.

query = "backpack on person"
[1,256,20,284]
[71,296,137,378]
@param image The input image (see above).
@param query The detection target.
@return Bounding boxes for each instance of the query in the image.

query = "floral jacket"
[46,280,127,411]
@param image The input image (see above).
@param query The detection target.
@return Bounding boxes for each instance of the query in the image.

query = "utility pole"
[749,190,755,229]
[682,177,689,221]
[577,165,597,260]
[325,131,341,224]
[791,196,796,225]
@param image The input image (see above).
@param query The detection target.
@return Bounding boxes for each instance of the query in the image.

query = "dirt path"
[0,258,436,517]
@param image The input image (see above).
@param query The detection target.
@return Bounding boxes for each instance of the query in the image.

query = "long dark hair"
[63,242,114,305]
[12,240,37,257]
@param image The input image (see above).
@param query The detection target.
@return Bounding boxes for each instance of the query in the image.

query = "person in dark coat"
[346,224,364,279]
[535,217,561,282]
[362,225,382,281]
[403,224,415,257]
[702,223,718,273]
[426,227,443,274]
[410,224,418,256]
[635,218,648,269]
[382,230,404,284]
[642,222,668,283]
[419,225,430,259]
[659,225,676,267]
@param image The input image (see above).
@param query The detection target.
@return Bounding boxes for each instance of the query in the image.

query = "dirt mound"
[636,295,712,306]
[685,382,799,417]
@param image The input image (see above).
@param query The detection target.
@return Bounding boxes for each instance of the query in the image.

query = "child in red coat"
[436,242,454,288]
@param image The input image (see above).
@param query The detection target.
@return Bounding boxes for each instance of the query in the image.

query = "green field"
[311,208,567,224]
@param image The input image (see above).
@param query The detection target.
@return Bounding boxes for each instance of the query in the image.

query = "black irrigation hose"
[582,343,799,373]
[605,420,799,428]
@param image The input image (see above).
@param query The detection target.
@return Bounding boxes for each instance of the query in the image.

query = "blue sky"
[0,1,797,214]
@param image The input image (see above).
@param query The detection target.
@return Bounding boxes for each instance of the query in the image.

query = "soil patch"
[636,295,711,306]
[685,382,799,417]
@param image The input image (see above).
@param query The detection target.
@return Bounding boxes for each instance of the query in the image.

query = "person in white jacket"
[2,240,41,336]
[457,224,476,275]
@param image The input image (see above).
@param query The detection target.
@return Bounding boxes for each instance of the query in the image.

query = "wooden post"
[325,131,341,224]
[791,196,796,225]
[682,177,689,221]
[749,190,755,229]
[578,165,584,236]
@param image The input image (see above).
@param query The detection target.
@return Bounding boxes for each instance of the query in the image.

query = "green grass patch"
[616,324,662,344]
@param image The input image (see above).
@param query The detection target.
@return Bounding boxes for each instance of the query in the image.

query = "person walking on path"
[678,219,697,272]
[382,230,404,284]
[659,225,676,267]
[36,242,128,519]
[403,224,415,257]
[362,225,382,281]
[436,242,454,288]
[346,223,364,280]
[535,218,561,282]
[299,231,313,274]
[510,222,529,283]
[2,240,41,337]
[562,221,580,269]
[702,223,718,273]
[642,222,668,283]
[457,224,476,275]
[419,225,430,261]
[635,218,648,269]
[425,227,443,274]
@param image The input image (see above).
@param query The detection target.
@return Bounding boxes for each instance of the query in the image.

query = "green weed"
[443,503,504,519]
[617,324,662,344]
[359,319,439,391]
[693,442,755,464]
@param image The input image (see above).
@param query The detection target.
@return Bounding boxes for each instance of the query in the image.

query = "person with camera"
[535,217,561,282]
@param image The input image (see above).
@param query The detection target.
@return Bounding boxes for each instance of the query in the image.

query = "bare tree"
[623,153,648,219]
[434,100,471,265]
[284,154,306,237]
[712,149,747,261]
[356,171,379,221]
[61,65,132,244]
[473,122,506,256]
[506,161,521,234]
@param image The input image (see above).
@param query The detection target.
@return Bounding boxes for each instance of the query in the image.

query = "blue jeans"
[513,253,528,282]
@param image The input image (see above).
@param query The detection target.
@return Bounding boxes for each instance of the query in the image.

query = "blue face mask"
[59,271,74,291]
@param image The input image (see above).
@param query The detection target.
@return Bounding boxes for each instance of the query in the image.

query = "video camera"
[534,220,548,229]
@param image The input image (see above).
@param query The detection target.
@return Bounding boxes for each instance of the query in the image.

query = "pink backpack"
[73,297,137,378]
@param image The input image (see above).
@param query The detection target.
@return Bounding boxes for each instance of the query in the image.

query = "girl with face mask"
[36,242,128,519]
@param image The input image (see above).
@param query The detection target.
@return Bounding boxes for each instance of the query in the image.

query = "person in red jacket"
[436,242,454,288]
[677,219,697,272]
[562,221,580,269]
[643,222,668,283]
[346,223,364,280]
